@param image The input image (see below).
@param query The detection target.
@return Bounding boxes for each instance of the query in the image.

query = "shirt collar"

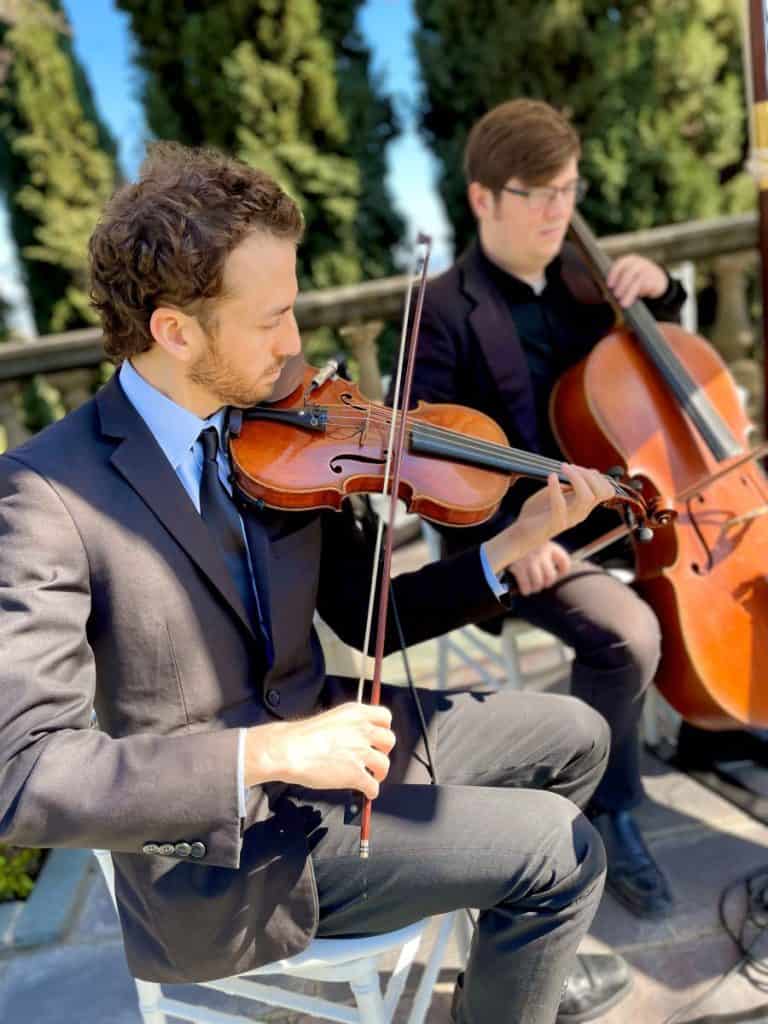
[476,239,562,300]
[118,359,226,469]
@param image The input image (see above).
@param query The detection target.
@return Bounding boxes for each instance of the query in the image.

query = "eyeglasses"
[502,178,588,210]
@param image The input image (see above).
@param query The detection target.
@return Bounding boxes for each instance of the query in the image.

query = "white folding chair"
[420,521,570,691]
[93,849,457,1024]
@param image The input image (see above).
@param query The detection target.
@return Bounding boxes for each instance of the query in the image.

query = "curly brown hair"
[89,142,304,363]
[464,99,580,192]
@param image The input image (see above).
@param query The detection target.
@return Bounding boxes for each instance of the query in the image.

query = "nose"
[279,312,302,357]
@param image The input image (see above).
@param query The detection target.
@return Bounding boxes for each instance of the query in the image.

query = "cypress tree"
[117,0,363,291]
[414,0,751,251]
[0,0,118,334]
[318,0,405,279]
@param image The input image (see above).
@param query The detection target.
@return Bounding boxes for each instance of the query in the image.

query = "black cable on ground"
[663,867,768,1023]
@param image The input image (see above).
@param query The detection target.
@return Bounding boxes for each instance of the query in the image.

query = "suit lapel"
[461,241,540,452]
[96,377,257,639]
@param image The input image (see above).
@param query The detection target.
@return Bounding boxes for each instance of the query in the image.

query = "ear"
[149,306,199,364]
[467,181,493,222]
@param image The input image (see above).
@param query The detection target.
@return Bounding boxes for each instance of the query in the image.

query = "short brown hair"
[89,142,304,363]
[464,99,580,192]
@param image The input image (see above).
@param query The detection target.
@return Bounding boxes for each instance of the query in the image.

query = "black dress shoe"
[450,953,631,1023]
[591,810,674,919]
[556,953,632,1022]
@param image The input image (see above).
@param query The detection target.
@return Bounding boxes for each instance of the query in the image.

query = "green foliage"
[22,374,65,432]
[117,0,366,292]
[318,0,405,280]
[0,0,118,334]
[0,291,11,343]
[415,0,751,250]
[0,844,43,902]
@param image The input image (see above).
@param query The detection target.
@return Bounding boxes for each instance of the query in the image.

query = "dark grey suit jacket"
[0,375,506,982]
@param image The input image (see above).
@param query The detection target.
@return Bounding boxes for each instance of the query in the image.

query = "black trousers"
[290,683,610,1024]
[511,561,661,813]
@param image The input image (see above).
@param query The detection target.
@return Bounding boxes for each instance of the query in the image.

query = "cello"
[551,210,768,729]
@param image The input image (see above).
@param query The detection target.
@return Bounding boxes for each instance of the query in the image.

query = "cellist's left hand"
[607,254,668,308]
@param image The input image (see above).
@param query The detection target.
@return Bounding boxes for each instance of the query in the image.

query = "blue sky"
[2,0,453,335]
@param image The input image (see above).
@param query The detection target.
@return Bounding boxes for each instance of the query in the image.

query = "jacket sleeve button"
[158,843,175,856]
[141,843,160,855]
[189,842,207,859]
[174,842,192,858]
[265,688,281,708]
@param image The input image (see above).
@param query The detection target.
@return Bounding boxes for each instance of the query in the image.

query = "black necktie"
[198,426,259,627]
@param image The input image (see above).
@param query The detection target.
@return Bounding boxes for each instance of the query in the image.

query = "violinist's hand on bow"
[485,464,614,577]
[244,703,396,799]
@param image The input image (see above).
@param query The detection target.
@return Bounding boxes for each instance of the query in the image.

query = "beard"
[188,331,280,408]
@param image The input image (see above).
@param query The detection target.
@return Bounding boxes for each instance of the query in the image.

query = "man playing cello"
[398,98,686,921]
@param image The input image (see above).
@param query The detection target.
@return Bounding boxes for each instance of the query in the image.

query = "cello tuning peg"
[629,477,644,492]
[606,465,625,480]
[636,525,654,543]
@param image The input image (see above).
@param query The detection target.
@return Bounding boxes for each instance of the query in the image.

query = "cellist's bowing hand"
[244,703,396,799]
[607,254,668,308]
[484,464,614,576]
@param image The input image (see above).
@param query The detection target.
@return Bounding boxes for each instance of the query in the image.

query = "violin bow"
[746,0,768,438]
[356,233,433,859]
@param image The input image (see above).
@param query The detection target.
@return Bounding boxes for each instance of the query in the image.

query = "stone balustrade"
[0,210,763,452]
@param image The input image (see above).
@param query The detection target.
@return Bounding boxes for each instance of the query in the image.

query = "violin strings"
[318,405,630,502]
[322,405,562,472]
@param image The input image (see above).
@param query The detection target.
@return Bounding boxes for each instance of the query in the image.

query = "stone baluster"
[339,321,385,402]
[709,252,764,437]
[0,380,30,453]
[710,252,756,361]
[52,368,100,414]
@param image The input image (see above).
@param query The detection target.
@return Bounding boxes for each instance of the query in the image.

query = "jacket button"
[141,843,160,855]
[174,842,192,858]
[158,843,175,856]
[266,689,281,708]
[189,842,207,859]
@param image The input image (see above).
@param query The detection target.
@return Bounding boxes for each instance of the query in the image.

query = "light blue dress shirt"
[118,359,507,815]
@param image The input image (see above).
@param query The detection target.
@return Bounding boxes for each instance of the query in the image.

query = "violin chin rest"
[266,353,307,403]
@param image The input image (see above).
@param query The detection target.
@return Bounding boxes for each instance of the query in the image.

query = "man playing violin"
[399,97,686,923]
[0,142,630,1024]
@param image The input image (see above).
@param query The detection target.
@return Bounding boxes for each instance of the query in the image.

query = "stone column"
[710,252,755,362]
[0,381,30,453]
[339,321,385,401]
[52,368,99,413]
[710,252,763,437]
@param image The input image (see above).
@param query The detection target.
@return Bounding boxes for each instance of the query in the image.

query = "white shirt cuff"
[237,727,247,818]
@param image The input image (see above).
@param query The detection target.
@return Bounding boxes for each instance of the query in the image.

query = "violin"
[227,358,671,539]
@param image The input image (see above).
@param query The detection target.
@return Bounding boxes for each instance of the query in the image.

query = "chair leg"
[134,979,168,1024]
[437,635,449,690]
[453,908,475,965]
[406,913,458,1024]
[349,962,388,1023]
[499,624,524,689]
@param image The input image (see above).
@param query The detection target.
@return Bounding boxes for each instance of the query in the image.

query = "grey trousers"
[295,685,610,1024]
[512,562,661,814]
